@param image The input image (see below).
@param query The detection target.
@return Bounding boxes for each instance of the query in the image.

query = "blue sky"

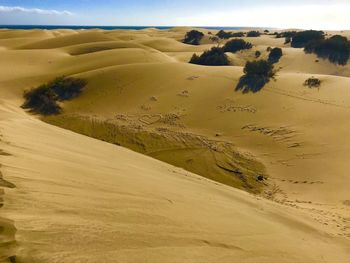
[0,0,349,29]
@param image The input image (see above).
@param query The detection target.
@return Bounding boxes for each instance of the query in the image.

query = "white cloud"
[0,6,73,16]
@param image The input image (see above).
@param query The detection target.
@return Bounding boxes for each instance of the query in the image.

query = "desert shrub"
[216,30,232,39]
[22,85,61,115]
[244,60,274,77]
[255,51,261,58]
[209,36,220,44]
[236,60,274,93]
[275,31,296,45]
[216,30,245,39]
[223,39,252,53]
[231,32,245,37]
[189,47,229,66]
[49,76,87,101]
[183,30,204,45]
[22,76,87,115]
[264,30,269,33]
[284,37,291,44]
[304,35,350,65]
[304,77,321,88]
[329,35,348,42]
[275,31,297,39]
[268,47,283,64]
[291,30,325,48]
[247,31,261,37]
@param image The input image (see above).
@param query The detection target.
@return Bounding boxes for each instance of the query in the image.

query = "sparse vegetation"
[223,39,252,53]
[275,31,297,39]
[216,30,232,39]
[236,60,274,93]
[247,31,261,37]
[304,35,350,65]
[22,76,87,115]
[189,47,229,66]
[268,47,283,64]
[183,30,204,45]
[209,36,220,44]
[291,30,325,48]
[304,77,321,88]
[255,51,261,58]
[216,30,245,39]
[231,32,245,37]
[274,31,296,44]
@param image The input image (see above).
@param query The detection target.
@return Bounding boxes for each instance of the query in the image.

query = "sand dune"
[1,102,349,262]
[0,28,349,262]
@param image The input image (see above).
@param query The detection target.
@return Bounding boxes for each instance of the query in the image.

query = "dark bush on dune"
[291,30,325,48]
[236,60,274,93]
[275,31,297,39]
[216,30,232,39]
[304,77,321,88]
[231,32,245,37]
[275,31,297,45]
[255,51,261,58]
[247,31,261,37]
[189,47,229,66]
[244,60,274,78]
[223,39,252,53]
[50,76,87,101]
[216,30,245,39]
[22,76,87,115]
[183,30,204,45]
[22,85,61,115]
[304,35,350,65]
[209,36,220,44]
[268,47,283,64]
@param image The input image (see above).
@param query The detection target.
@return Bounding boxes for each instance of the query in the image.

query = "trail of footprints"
[272,177,324,185]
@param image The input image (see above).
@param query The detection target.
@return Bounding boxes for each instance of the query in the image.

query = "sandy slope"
[0,101,349,262]
[0,28,350,262]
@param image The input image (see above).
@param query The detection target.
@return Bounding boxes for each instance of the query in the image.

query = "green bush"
[216,30,232,39]
[189,47,229,66]
[291,30,325,48]
[304,35,350,65]
[23,85,61,115]
[50,76,87,101]
[223,39,252,53]
[268,47,283,63]
[183,30,204,45]
[247,31,261,37]
[236,60,274,93]
[304,77,321,88]
[244,60,274,77]
[255,51,261,58]
[22,76,87,115]
[216,30,245,39]
[231,32,245,37]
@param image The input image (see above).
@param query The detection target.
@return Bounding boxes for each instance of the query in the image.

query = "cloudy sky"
[0,0,349,29]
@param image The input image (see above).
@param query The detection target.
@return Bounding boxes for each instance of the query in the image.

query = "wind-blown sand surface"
[0,28,349,262]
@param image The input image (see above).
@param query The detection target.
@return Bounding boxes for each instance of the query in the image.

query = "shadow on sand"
[235,75,269,94]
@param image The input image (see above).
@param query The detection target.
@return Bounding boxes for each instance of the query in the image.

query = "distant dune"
[0,27,349,262]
